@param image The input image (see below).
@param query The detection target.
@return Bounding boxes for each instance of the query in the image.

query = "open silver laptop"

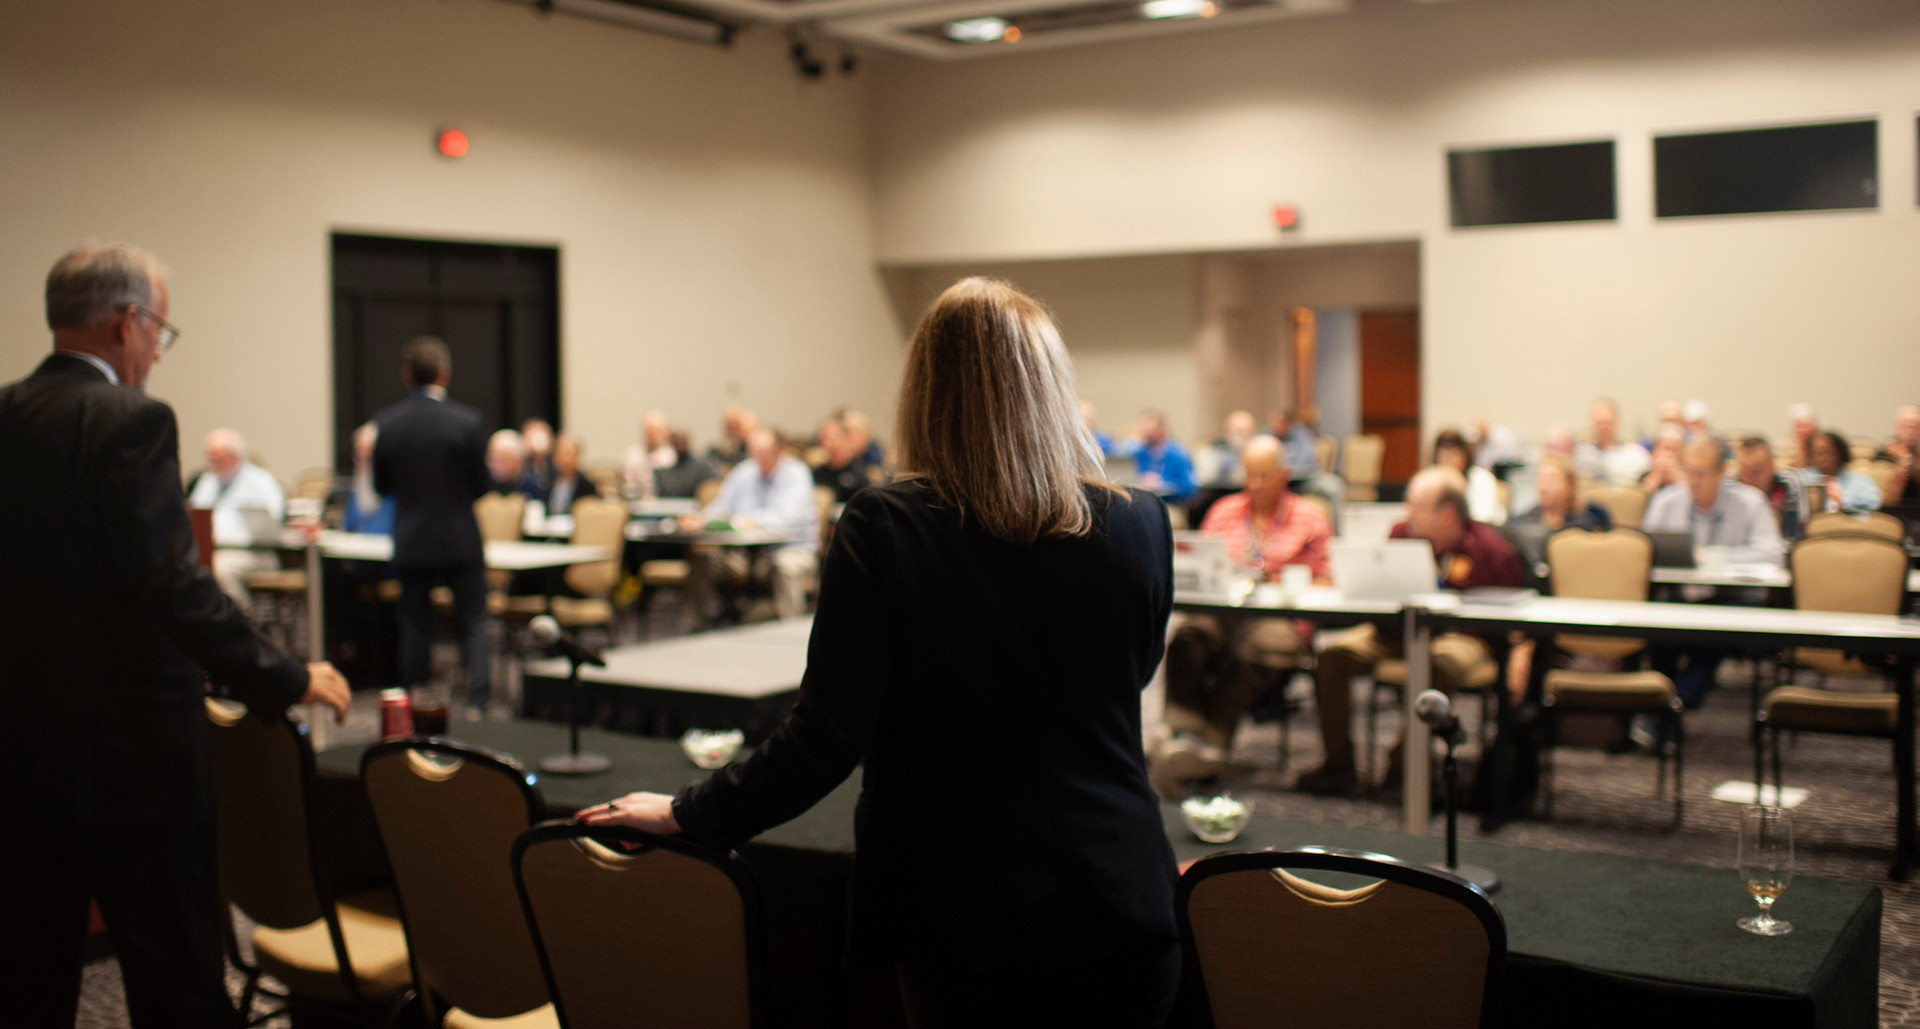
[236,506,283,545]
[1330,539,1438,602]
[1171,531,1233,600]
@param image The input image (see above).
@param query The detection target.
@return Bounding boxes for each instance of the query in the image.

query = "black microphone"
[1414,689,1464,745]
[530,615,606,668]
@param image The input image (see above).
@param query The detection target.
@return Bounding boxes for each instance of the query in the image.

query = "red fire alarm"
[1272,204,1300,230]
[436,128,470,158]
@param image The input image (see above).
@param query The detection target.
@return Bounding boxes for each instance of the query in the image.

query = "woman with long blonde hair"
[585,278,1180,1026]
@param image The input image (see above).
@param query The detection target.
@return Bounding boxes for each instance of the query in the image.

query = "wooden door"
[1359,310,1421,490]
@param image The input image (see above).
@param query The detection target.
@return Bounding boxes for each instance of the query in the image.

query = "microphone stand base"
[1429,862,1501,894]
[539,753,611,775]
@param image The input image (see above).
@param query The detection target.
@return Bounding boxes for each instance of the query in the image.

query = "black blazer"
[0,354,309,826]
[674,480,1178,969]
[372,391,489,570]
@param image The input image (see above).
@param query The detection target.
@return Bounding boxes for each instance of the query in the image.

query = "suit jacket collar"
[39,351,119,385]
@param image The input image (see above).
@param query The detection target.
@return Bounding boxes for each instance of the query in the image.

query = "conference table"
[309,721,1882,1029]
[1650,564,1920,594]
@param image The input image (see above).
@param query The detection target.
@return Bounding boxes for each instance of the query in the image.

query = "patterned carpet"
[73,633,1918,1027]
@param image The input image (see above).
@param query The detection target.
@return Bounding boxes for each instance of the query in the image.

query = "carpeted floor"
[73,627,1919,1027]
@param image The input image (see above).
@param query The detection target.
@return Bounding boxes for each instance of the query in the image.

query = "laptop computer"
[1647,530,1696,569]
[236,506,283,546]
[1330,539,1438,603]
[1171,532,1233,600]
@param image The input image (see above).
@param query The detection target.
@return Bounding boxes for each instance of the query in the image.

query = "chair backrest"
[1343,435,1385,488]
[563,496,626,598]
[513,823,764,1029]
[294,468,334,503]
[1179,848,1504,1029]
[1313,434,1339,477]
[1791,533,1907,616]
[1804,510,1904,542]
[362,741,549,1020]
[1582,484,1648,529]
[475,493,526,542]
[205,697,329,931]
[1546,527,1651,602]
[694,477,723,508]
[1864,460,1898,496]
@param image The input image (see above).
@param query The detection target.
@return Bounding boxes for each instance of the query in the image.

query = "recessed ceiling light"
[945,16,1009,40]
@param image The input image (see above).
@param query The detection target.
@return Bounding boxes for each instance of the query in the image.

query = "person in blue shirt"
[1265,409,1320,482]
[1123,411,1196,503]
[681,427,821,629]
[340,422,397,536]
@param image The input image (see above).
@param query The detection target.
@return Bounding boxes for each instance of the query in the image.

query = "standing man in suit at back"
[373,336,494,718]
[0,243,351,1027]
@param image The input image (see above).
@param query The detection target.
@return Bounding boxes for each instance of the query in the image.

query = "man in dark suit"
[0,243,351,1027]
[373,336,494,716]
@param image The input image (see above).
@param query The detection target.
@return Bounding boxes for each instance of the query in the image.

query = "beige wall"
[884,255,1200,442]
[0,0,900,477]
[870,0,1920,447]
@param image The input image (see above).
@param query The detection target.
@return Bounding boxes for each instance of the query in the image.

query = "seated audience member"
[1642,400,1684,448]
[187,427,287,615]
[545,434,592,514]
[1123,411,1197,504]
[1806,429,1882,514]
[1734,436,1805,539]
[1681,400,1713,441]
[1511,456,1609,533]
[1640,426,1684,495]
[655,430,718,498]
[1195,410,1258,489]
[1266,408,1320,481]
[1081,399,1115,456]
[1786,403,1818,468]
[1471,417,1527,479]
[683,428,820,628]
[1642,436,1783,711]
[486,429,527,496]
[1575,397,1651,486]
[1878,404,1920,506]
[340,421,396,536]
[620,410,674,500]
[842,408,886,470]
[521,418,556,498]
[1298,467,1524,795]
[708,404,756,468]
[813,411,884,503]
[1432,428,1505,524]
[1151,437,1332,793]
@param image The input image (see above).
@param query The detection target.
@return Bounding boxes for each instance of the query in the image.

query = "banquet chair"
[1582,484,1648,529]
[513,822,766,1029]
[362,740,557,1029]
[204,697,411,1026]
[1803,510,1905,542]
[1343,434,1385,502]
[1178,848,1505,1029]
[1313,434,1339,478]
[1539,528,1683,822]
[1758,534,1908,799]
[549,496,628,644]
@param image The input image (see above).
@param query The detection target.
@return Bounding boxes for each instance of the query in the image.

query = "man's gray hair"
[45,244,164,331]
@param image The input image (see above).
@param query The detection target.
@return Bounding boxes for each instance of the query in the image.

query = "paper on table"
[1522,601,1625,625]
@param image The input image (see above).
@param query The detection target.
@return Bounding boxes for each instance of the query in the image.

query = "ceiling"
[505,0,1462,63]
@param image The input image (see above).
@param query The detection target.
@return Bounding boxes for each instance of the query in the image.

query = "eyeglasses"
[132,306,181,353]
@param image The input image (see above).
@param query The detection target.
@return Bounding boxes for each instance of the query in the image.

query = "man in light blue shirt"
[684,427,819,629]
[186,427,285,616]
[1266,409,1320,482]
[1641,436,1783,712]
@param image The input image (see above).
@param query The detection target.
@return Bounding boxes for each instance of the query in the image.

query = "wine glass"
[1737,805,1793,936]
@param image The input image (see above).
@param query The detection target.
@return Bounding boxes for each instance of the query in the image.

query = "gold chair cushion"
[1762,686,1897,735]
[443,1002,561,1029]
[490,594,548,619]
[552,597,613,628]
[1555,634,1645,662]
[243,569,309,593]
[1372,657,1497,691]
[639,559,689,587]
[1793,647,1877,678]
[251,890,410,1004]
[1544,670,1675,711]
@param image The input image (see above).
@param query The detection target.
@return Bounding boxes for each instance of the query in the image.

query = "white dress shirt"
[703,455,819,548]
[187,461,286,545]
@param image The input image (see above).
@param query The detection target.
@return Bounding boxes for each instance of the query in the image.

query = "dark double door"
[331,233,560,469]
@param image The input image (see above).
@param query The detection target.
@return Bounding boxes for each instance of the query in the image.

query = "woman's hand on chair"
[577,792,681,834]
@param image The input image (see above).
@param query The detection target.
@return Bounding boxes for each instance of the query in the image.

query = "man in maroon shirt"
[1296,467,1524,795]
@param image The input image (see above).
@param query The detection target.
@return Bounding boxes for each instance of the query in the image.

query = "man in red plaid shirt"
[1150,436,1331,795]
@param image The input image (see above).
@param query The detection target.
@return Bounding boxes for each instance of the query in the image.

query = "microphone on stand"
[531,615,611,775]
[531,615,606,668]
[1415,689,1500,894]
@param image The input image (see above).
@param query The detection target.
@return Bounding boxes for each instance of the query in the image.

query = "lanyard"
[1246,495,1290,570]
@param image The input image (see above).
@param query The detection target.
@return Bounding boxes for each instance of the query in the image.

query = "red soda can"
[380,688,414,740]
